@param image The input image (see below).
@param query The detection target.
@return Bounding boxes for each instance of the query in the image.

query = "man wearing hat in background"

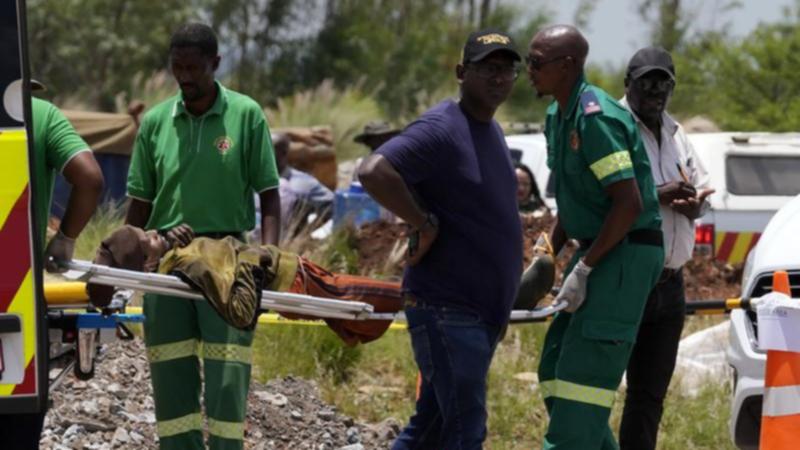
[351,120,400,184]
[354,120,400,152]
[618,47,714,450]
[358,29,522,449]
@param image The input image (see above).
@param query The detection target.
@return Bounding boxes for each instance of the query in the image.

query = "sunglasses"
[633,77,675,92]
[525,55,570,70]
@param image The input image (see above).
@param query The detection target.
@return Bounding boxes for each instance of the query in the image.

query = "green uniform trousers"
[538,242,664,450]
[143,294,254,450]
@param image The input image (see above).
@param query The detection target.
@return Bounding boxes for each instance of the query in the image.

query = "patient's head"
[87,225,170,306]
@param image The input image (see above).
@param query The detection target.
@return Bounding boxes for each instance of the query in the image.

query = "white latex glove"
[555,258,593,313]
[45,230,76,273]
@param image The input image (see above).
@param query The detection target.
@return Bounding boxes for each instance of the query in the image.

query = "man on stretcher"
[86,224,403,345]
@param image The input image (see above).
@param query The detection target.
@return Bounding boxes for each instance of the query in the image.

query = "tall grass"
[265,80,385,162]
[72,202,126,260]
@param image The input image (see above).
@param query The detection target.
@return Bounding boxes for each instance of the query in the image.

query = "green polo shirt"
[127,82,279,233]
[545,74,660,240]
[31,97,91,243]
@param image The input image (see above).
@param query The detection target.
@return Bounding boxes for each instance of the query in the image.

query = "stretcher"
[44,259,569,387]
[61,259,569,322]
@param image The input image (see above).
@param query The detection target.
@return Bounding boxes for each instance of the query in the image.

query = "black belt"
[578,229,663,251]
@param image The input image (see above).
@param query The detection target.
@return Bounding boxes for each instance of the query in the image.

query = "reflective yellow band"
[539,379,616,408]
[147,339,199,363]
[589,151,633,181]
[208,418,245,440]
[157,412,202,437]
[202,342,252,365]
[540,380,554,398]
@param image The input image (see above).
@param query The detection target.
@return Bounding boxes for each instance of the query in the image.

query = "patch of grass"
[313,226,361,275]
[651,380,735,449]
[72,202,126,260]
[251,324,363,385]
[257,319,737,449]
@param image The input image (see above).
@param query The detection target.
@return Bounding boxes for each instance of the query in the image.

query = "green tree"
[205,0,317,104]
[635,0,741,51]
[675,2,800,131]
[304,0,550,119]
[28,0,201,111]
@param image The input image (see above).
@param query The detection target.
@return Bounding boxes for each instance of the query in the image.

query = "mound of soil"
[353,213,741,301]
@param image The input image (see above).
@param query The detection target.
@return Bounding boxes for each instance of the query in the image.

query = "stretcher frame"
[65,260,567,322]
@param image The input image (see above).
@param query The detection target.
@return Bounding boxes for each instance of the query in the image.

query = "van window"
[726,155,800,196]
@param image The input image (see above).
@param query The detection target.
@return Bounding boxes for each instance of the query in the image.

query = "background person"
[526,25,664,450]
[359,29,523,449]
[514,162,546,214]
[125,23,280,450]
[273,133,334,237]
[618,46,714,450]
[0,80,104,450]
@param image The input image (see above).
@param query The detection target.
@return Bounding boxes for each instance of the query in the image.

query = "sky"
[523,0,793,66]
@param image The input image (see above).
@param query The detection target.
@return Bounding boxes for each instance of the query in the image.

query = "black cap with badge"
[626,46,675,80]
[462,28,521,64]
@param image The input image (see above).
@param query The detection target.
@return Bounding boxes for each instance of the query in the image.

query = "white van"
[688,133,800,264]
[506,132,800,265]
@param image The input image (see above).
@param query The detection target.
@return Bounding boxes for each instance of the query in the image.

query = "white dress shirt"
[620,96,711,269]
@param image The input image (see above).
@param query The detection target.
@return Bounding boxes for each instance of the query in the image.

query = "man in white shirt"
[618,46,715,450]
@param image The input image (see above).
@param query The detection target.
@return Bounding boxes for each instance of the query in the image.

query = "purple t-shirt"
[376,100,522,326]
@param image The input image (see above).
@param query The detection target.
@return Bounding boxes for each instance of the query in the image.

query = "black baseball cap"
[626,46,675,80]
[462,29,521,64]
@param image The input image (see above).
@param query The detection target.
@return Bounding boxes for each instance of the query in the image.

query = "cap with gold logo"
[462,28,521,64]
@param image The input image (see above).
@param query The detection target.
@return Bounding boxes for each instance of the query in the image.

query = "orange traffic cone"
[759,271,800,449]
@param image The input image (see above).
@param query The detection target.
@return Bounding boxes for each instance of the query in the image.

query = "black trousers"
[619,269,686,450]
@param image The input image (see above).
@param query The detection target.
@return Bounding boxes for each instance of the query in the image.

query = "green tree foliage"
[669,1,800,131]
[28,0,201,110]
[304,0,550,119]
[205,0,317,104]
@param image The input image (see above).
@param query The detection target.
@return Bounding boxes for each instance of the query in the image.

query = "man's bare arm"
[59,152,104,238]
[358,154,427,227]
[259,188,280,245]
[126,198,153,228]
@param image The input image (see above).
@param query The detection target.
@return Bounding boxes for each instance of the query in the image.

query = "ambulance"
[0,0,49,416]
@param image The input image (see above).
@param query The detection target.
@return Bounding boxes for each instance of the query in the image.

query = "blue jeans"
[392,302,502,450]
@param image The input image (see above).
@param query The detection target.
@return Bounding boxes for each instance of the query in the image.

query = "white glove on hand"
[555,258,593,313]
[45,230,76,273]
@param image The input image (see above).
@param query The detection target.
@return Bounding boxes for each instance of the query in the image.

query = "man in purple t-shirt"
[359,29,523,449]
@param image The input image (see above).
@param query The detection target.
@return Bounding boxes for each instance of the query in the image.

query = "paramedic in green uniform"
[526,25,665,449]
[0,83,104,450]
[125,24,280,450]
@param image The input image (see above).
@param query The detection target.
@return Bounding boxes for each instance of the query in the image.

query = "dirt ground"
[355,213,742,301]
